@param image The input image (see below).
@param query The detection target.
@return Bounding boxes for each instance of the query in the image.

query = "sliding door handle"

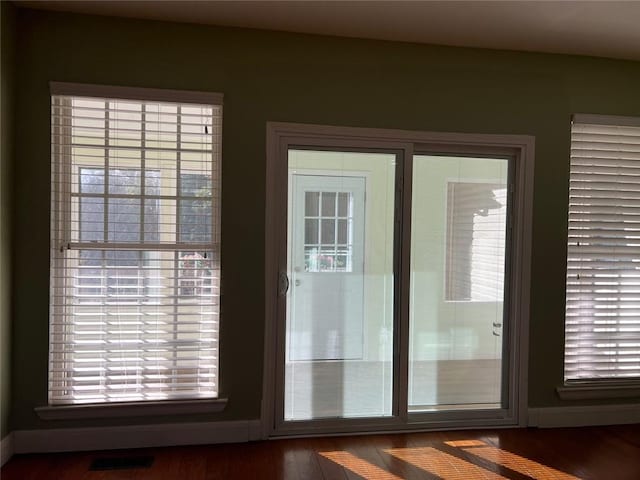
[278,272,290,296]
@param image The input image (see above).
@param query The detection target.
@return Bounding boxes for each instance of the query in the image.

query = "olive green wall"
[1,1,16,439]
[9,7,640,431]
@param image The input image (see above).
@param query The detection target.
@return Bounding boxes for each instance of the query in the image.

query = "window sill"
[35,398,228,420]
[557,382,640,400]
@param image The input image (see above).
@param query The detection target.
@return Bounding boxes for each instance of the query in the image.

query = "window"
[49,84,222,405]
[304,191,354,273]
[565,114,640,384]
[445,182,507,302]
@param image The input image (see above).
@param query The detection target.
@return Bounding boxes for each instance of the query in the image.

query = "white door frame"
[263,122,535,438]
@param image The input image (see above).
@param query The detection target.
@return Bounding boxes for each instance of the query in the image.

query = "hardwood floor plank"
[288,438,325,480]
[3,425,640,480]
[351,433,432,480]
[313,436,351,480]
[202,444,232,480]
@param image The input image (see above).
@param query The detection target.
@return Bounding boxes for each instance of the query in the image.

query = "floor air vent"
[89,456,154,471]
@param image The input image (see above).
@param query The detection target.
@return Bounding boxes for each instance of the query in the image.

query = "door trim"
[263,122,534,438]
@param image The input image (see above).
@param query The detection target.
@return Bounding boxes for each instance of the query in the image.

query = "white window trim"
[572,113,640,128]
[557,382,640,401]
[561,113,640,401]
[50,82,223,106]
[35,398,227,420]
[43,82,226,419]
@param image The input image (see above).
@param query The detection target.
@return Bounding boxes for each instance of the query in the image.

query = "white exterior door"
[287,174,366,361]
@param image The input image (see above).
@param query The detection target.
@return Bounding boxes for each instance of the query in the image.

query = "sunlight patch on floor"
[320,451,403,480]
[458,441,581,480]
[320,439,583,480]
[386,447,507,480]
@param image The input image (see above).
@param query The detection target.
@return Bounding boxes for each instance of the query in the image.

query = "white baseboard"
[11,407,639,455]
[528,404,640,428]
[1,433,14,466]
[12,419,263,454]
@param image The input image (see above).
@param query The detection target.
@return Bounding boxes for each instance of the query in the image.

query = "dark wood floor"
[3,424,640,479]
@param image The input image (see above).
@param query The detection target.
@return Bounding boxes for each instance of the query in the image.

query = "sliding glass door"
[409,155,509,412]
[266,124,531,435]
[285,149,397,421]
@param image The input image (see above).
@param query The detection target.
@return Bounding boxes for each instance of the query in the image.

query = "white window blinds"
[565,114,640,382]
[445,182,507,302]
[49,85,222,404]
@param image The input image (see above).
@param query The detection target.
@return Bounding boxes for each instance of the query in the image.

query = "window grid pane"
[50,93,222,404]
[304,190,354,273]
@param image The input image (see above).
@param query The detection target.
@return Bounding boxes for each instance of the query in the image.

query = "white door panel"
[288,174,366,361]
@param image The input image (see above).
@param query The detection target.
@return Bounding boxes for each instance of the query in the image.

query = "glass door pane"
[285,149,396,421]
[409,155,509,412]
